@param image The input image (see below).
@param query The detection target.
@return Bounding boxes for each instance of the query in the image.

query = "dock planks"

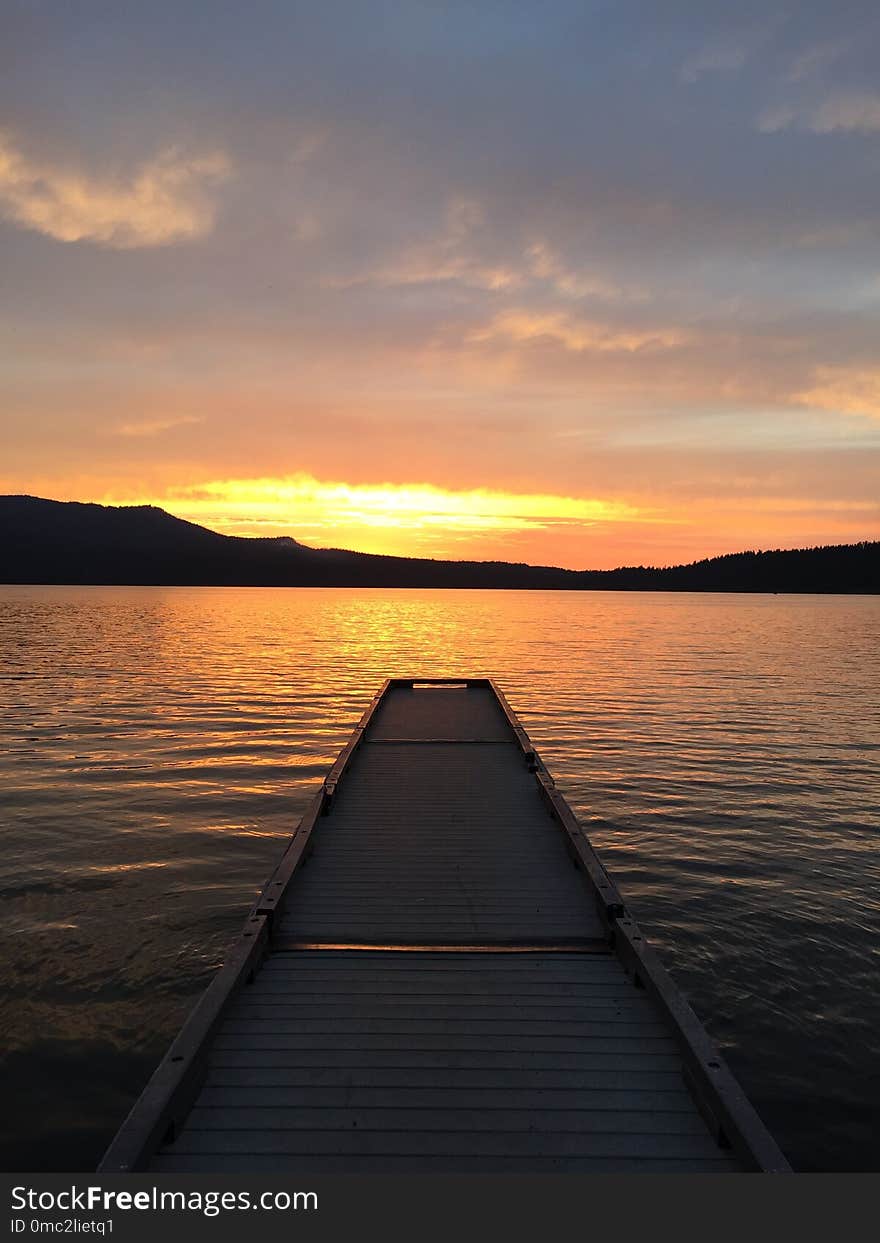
[101,679,789,1174]
[151,951,738,1173]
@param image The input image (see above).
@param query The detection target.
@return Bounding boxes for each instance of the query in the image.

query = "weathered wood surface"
[153,951,740,1172]
[277,740,604,944]
[100,679,789,1173]
[368,682,513,741]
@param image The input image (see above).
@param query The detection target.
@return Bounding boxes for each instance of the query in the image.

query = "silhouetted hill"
[0,496,316,586]
[0,496,877,592]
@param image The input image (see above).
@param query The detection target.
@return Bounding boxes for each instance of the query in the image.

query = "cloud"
[759,91,880,134]
[793,367,880,418]
[525,242,644,303]
[324,196,523,292]
[326,212,642,307]
[756,105,798,134]
[786,39,850,83]
[681,44,748,84]
[0,134,230,247]
[112,415,205,437]
[335,252,519,293]
[469,310,686,354]
[811,92,880,133]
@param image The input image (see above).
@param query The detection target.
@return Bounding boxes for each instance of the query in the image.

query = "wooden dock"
[100,678,790,1173]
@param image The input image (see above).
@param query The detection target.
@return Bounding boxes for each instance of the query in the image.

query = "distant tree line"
[1,497,877,593]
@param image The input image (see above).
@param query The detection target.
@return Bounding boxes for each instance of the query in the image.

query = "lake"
[1,585,878,1172]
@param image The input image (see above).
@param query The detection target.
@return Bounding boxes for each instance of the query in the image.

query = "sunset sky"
[2,1,879,569]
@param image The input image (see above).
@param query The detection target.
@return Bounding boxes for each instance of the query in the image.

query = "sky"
[1,0,879,569]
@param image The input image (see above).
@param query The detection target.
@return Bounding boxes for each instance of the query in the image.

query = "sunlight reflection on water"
[1,585,878,1171]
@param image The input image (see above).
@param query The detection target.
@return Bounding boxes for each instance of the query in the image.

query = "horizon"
[6,491,877,575]
[2,3,880,568]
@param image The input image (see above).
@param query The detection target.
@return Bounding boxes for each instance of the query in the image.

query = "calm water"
[1,586,878,1172]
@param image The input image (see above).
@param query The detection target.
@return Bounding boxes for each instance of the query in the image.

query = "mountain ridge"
[1,495,877,592]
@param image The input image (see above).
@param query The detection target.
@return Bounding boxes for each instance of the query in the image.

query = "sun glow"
[118,473,645,560]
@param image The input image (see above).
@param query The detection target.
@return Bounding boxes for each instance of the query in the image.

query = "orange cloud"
[325,196,522,292]
[469,309,686,353]
[793,368,880,419]
[0,133,230,247]
[113,415,205,438]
